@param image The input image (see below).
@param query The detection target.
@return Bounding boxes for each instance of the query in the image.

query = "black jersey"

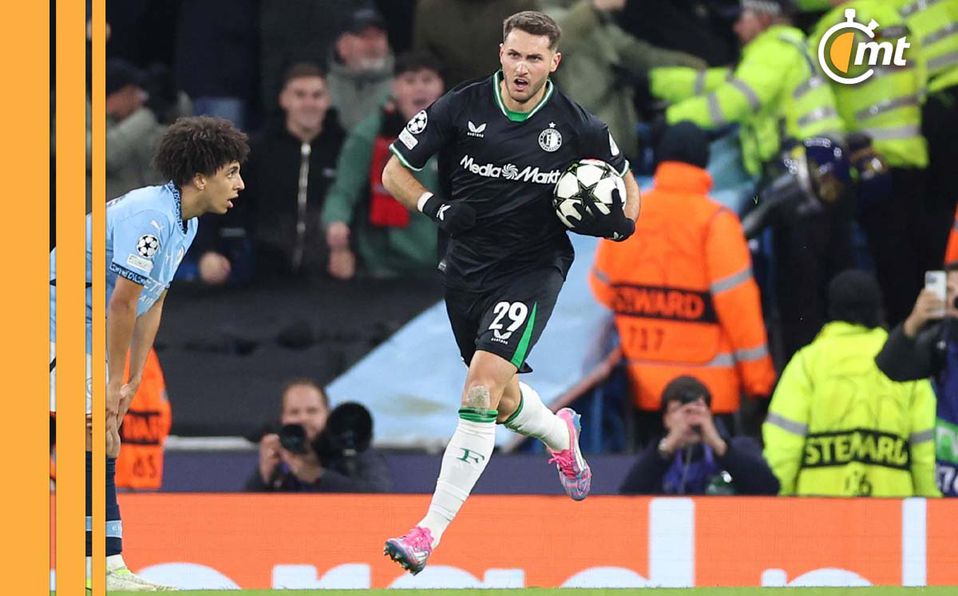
[389,71,629,290]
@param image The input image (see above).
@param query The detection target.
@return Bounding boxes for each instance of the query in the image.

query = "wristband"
[417,191,434,213]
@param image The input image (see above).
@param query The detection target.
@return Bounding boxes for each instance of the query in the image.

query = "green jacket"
[651,24,844,175]
[763,322,940,497]
[888,0,958,92]
[320,108,438,278]
[541,0,706,158]
[809,0,927,168]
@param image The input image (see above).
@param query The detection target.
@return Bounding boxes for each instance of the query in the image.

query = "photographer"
[619,376,778,495]
[876,266,958,496]
[245,378,391,493]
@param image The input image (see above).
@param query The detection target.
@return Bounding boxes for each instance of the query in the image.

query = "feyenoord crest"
[136,234,160,258]
[538,123,562,152]
[407,110,428,134]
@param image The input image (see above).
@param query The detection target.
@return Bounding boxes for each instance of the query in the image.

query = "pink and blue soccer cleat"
[384,526,434,575]
[548,407,592,501]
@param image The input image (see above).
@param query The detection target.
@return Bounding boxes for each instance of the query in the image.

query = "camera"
[278,402,374,465]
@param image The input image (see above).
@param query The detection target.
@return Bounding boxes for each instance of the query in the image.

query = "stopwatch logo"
[817,8,910,85]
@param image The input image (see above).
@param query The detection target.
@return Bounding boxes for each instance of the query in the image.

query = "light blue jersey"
[49,182,198,353]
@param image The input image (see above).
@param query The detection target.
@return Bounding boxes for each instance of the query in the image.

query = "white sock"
[106,554,126,572]
[503,382,570,452]
[417,415,496,546]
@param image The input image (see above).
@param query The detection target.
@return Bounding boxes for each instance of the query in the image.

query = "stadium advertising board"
[94,494,958,590]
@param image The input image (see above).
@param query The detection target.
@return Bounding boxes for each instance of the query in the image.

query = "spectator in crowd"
[617,0,740,67]
[541,0,707,162]
[876,267,958,496]
[809,0,929,327]
[590,122,775,447]
[327,7,395,132]
[104,58,166,200]
[650,0,850,362]
[116,348,171,490]
[246,379,391,492]
[619,376,779,495]
[192,62,347,283]
[413,0,538,87]
[764,270,940,497]
[889,0,958,290]
[322,52,444,280]
[174,0,258,131]
[259,0,369,117]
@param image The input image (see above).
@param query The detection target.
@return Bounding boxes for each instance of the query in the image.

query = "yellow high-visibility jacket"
[763,322,940,497]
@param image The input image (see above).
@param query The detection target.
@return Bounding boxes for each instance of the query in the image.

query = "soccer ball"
[552,159,626,230]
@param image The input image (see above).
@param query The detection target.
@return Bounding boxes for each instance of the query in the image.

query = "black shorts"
[444,266,564,372]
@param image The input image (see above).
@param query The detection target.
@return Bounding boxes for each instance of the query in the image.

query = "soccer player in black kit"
[382,11,641,574]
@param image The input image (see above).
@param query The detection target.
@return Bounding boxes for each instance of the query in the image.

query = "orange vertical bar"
[90,0,106,594]
[0,0,50,593]
[55,0,86,593]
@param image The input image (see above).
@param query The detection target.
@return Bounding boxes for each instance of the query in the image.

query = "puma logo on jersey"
[467,121,486,138]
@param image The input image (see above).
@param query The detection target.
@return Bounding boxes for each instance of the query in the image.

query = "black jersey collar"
[493,70,554,123]
[165,181,188,234]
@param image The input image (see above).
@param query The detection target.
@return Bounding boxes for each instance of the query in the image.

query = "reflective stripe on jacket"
[809,0,928,168]
[651,25,844,175]
[116,348,172,490]
[893,0,958,92]
[590,162,775,413]
[763,322,940,497]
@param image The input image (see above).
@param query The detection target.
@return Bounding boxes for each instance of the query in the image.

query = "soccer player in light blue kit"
[50,116,249,591]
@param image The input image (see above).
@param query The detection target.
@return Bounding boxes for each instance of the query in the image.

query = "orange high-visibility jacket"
[590,161,776,413]
[115,348,172,489]
[946,203,958,268]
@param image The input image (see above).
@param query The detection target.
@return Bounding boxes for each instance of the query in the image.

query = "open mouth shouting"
[512,75,530,95]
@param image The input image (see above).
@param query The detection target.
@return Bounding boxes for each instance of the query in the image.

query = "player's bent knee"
[462,382,494,410]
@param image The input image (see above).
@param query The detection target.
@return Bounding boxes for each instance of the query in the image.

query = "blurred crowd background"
[75,0,958,498]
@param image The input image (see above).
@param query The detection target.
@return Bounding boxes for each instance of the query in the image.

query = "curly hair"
[152,116,250,186]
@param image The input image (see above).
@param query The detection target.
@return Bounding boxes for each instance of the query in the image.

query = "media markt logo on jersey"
[817,8,910,85]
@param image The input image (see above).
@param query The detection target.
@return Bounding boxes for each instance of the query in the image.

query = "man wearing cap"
[591,122,776,447]
[763,269,940,497]
[104,58,166,200]
[619,375,779,495]
[327,8,395,132]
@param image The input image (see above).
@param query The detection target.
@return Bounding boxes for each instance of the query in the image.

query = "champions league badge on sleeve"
[136,234,160,259]
[407,110,428,135]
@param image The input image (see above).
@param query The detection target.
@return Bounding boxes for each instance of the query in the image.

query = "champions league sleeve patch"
[406,110,428,135]
[136,234,160,259]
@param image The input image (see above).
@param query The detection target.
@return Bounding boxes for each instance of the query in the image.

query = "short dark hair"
[281,377,330,410]
[152,116,249,186]
[661,376,712,416]
[282,62,326,89]
[394,50,445,81]
[503,11,561,50]
[827,269,884,328]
